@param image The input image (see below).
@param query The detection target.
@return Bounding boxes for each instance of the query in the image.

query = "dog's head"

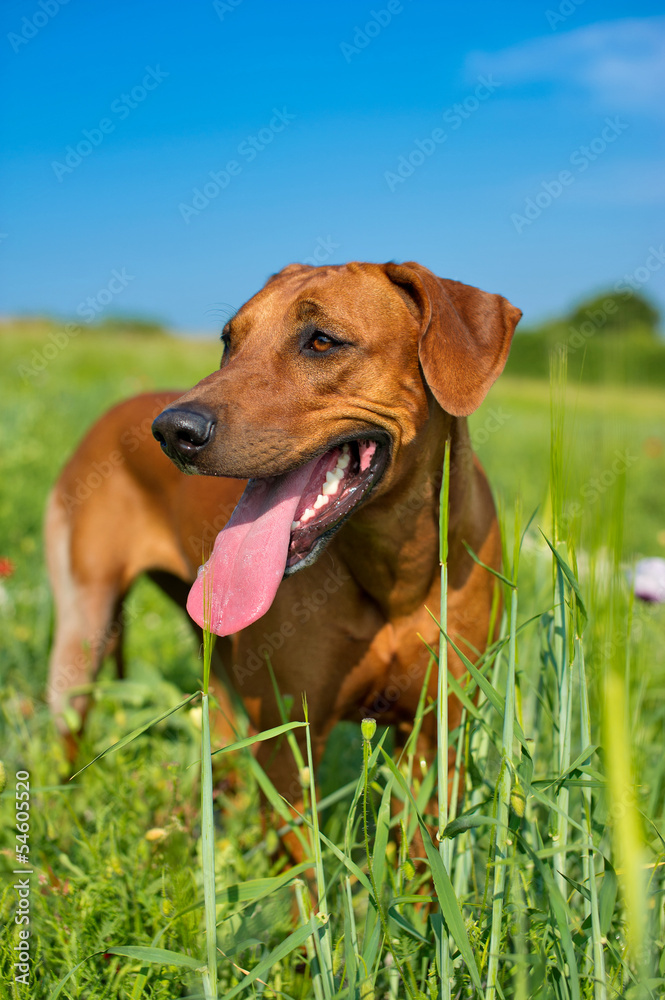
[152,261,521,635]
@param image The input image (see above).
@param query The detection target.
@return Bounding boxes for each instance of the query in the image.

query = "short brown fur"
[46,261,520,814]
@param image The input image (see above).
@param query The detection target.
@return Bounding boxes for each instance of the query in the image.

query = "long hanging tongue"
[187,455,321,636]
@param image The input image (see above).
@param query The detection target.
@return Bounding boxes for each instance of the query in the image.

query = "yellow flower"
[145,827,168,843]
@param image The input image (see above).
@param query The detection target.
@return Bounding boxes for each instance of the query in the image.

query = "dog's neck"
[335,405,479,619]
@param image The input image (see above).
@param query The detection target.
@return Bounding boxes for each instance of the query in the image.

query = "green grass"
[1,325,664,997]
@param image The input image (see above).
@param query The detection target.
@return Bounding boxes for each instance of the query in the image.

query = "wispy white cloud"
[467,17,665,117]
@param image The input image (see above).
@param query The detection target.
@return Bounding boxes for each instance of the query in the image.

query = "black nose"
[152,406,216,462]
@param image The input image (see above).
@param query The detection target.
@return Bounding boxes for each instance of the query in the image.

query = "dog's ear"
[383,262,522,416]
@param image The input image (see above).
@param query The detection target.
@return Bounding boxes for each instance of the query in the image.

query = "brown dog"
[46,261,520,807]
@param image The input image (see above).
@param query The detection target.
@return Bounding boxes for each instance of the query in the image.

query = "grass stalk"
[361,719,416,1000]
[401,653,435,850]
[603,462,649,984]
[302,697,335,1000]
[577,634,607,1000]
[294,879,325,1000]
[200,692,217,1000]
[200,570,218,1000]
[549,347,572,897]
[437,437,452,1000]
[554,557,572,896]
[484,581,518,1000]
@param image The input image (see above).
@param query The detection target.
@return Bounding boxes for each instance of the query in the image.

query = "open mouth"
[287,438,387,570]
[186,436,388,637]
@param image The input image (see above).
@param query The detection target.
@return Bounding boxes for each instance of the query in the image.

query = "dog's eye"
[307,332,336,353]
[220,332,231,363]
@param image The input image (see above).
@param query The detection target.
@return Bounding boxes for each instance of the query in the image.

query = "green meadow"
[1,320,664,998]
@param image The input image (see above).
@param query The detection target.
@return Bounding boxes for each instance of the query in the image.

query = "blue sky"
[1,0,664,333]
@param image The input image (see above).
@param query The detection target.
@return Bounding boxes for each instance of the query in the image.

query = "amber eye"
[308,332,335,353]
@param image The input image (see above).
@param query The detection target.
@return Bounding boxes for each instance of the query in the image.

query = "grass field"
[1,324,664,998]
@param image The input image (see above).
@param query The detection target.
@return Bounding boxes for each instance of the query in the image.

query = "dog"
[46,261,520,815]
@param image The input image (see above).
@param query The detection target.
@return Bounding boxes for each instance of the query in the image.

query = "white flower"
[633,557,665,603]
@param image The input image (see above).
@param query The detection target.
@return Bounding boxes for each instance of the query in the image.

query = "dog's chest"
[334,586,446,723]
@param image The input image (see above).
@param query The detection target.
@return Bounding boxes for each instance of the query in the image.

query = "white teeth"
[322,454,348,496]
[292,447,353,530]
[322,478,340,496]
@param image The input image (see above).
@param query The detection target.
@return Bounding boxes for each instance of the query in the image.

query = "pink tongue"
[187,456,320,636]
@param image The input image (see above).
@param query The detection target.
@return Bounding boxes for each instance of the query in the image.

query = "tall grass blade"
[70,690,200,777]
[200,691,218,999]
[200,572,218,999]
[362,720,417,1000]
[437,437,452,1000]
[210,720,307,757]
[548,352,572,901]
[295,879,325,1000]
[485,583,518,1000]
[303,695,335,1000]
[106,946,204,970]
[602,475,648,984]
[577,634,607,1000]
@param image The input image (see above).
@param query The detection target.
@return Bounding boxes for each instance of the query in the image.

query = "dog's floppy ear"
[384,262,522,417]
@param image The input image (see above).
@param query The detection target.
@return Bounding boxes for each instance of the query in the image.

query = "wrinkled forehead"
[228,264,406,338]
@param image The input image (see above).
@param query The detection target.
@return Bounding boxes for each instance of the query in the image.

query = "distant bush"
[507,328,665,385]
[95,315,168,336]
[567,290,659,338]
[507,289,665,384]
[1,314,169,338]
